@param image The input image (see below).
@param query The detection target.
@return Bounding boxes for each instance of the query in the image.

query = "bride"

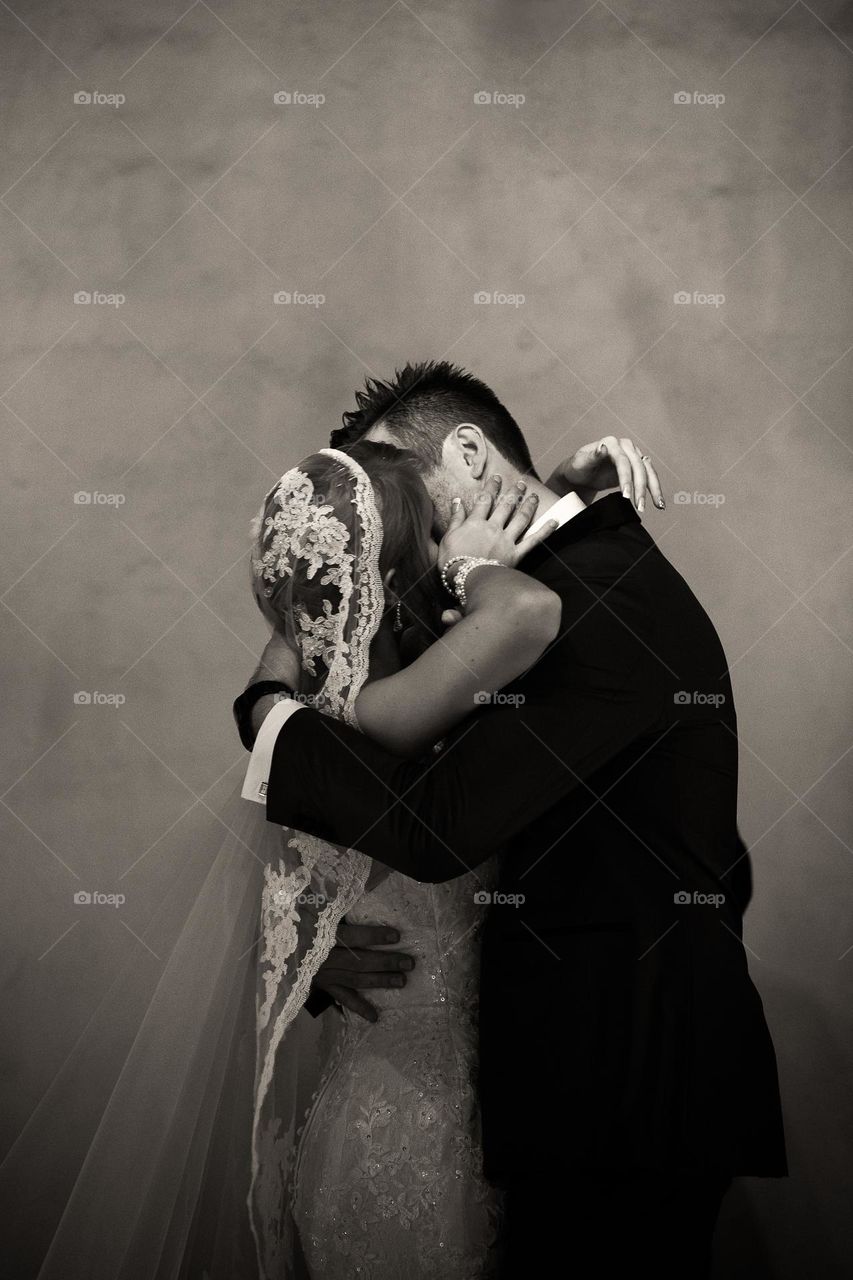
[0,433,649,1280]
[246,440,561,1279]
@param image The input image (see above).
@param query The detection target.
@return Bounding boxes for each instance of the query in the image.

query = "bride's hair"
[348,438,443,642]
[254,440,443,692]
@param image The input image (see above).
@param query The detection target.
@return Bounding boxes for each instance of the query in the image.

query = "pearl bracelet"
[439,555,503,609]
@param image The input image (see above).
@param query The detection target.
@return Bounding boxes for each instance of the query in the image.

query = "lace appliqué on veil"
[248,448,385,1278]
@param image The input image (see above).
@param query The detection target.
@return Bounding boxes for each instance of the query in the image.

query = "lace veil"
[247,447,382,1275]
[0,449,384,1279]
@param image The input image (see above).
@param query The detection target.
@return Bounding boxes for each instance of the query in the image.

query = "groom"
[234,362,786,1278]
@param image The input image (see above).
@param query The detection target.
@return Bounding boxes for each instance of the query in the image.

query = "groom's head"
[330,361,537,534]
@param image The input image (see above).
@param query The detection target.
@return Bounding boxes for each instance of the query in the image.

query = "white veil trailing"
[0,449,384,1279]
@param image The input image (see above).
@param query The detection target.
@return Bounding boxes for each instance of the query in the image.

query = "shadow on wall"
[714,968,853,1279]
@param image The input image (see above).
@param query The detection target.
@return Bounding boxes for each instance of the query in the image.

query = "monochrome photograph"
[0,3,851,1277]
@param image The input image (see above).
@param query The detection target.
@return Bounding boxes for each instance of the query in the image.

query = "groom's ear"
[445,423,489,480]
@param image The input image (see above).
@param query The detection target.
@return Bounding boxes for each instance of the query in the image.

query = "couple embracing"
[235,360,786,1279]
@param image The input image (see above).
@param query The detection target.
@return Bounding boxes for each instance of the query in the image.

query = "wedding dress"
[292,860,504,1279]
[0,448,502,1280]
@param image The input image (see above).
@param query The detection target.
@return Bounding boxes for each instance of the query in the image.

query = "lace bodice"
[292,861,504,1279]
[343,861,498,1014]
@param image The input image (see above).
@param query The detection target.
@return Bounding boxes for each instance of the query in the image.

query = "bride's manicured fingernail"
[656,498,666,509]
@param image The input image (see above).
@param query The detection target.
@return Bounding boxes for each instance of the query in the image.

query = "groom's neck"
[499,467,585,523]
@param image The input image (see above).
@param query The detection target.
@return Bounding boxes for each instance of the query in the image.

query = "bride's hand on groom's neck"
[548,436,665,513]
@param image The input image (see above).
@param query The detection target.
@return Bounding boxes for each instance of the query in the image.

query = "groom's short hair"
[330,361,537,476]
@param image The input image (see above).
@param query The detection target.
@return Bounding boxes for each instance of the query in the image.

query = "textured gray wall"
[1,2,851,1276]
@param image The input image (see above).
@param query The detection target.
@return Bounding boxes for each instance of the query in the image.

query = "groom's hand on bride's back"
[310,923,415,1023]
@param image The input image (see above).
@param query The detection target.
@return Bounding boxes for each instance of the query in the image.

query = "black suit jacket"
[260,495,786,1180]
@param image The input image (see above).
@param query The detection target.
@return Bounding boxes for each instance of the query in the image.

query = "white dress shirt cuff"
[241,697,305,805]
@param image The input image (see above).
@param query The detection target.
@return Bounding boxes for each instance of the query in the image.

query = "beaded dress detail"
[292,860,504,1279]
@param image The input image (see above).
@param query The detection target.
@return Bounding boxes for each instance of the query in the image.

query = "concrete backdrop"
[0,1,851,1275]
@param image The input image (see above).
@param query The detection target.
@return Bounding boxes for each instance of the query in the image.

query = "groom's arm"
[256,683,657,882]
[233,629,301,750]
